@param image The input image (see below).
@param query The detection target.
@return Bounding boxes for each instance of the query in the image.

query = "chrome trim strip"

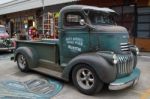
[116,53,134,77]
[0,47,15,51]
[121,46,129,48]
[109,77,139,90]
[121,48,129,51]
[120,43,128,45]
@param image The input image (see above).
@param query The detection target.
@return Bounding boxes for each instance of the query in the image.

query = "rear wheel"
[17,53,29,72]
[72,64,103,95]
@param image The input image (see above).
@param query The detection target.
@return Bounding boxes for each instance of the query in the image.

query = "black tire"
[17,53,29,72]
[72,64,103,95]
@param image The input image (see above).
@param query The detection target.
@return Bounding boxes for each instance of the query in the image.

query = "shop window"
[137,7,150,38]
[138,23,150,30]
[138,7,150,14]
[112,6,135,37]
[64,12,84,27]
[137,23,150,38]
[138,15,150,23]
[137,31,150,38]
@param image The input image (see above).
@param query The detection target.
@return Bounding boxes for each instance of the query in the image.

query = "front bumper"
[109,68,140,90]
[0,47,15,51]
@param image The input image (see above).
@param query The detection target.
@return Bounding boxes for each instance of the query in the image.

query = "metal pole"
[42,0,45,38]
[133,3,137,45]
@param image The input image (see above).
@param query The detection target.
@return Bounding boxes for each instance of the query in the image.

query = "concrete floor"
[0,53,150,99]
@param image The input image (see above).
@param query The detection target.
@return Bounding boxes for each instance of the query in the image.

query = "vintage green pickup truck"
[14,5,140,95]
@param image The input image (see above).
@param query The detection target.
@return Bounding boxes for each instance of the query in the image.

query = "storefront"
[78,0,150,51]
[0,9,37,39]
[0,0,78,39]
[0,0,149,51]
[111,3,150,52]
[38,2,76,38]
[7,10,36,37]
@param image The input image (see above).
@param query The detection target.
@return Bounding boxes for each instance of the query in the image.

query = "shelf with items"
[37,12,59,39]
[43,12,54,38]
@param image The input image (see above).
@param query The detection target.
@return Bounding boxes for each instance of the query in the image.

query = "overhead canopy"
[0,0,78,15]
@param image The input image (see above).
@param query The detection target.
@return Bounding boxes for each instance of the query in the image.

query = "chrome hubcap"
[76,68,94,90]
[18,54,26,69]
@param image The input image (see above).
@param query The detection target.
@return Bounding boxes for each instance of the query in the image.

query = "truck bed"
[16,39,59,44]
[16,39,59,64]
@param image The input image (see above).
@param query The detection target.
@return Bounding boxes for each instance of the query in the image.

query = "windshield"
[88,11,116,25]
[0,27,6,33]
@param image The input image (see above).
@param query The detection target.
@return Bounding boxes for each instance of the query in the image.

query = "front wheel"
[17,53,29,72]
[72,64,103,95]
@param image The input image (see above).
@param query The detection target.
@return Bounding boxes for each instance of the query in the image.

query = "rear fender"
[62,53,117,83]
[14,47,38,68]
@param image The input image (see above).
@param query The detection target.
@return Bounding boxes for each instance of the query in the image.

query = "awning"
[0,0,78,15]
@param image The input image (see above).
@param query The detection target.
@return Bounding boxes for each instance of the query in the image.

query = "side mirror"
[80,19,85,26]
[80,19,96,30]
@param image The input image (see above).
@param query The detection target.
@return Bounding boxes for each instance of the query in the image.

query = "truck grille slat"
[120,42,130,51]
[116,53,134,78]
[127,56,130,73]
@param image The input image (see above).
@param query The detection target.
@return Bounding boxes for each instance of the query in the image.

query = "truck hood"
[93,25,128,33]
[90,25,130,54]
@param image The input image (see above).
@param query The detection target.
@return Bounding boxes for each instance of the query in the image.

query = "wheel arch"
[14,47,38,68]
[62,53,117,83]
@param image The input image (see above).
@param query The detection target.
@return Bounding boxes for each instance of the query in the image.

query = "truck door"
[59,11,90,66]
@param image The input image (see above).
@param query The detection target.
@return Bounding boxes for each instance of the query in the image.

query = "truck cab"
[14,5,140,95]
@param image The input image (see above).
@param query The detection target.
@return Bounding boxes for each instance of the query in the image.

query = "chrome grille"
[120,43,130,51]
[116,53,134,78]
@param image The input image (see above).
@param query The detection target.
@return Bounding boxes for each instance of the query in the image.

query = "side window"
[64,12,84,27]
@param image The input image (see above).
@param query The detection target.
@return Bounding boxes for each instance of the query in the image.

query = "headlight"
[112,54,118,64]
[97,51,118,65]
[135,47,139,55]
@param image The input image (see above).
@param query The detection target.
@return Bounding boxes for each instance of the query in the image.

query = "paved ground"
[0,52,150,99]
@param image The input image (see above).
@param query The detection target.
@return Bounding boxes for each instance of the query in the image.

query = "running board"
[31,67,64,80]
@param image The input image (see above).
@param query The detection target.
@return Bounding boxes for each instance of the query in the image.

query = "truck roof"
[60,5,116,13]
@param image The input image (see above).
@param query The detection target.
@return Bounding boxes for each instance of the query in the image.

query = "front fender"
[130,46,138,68]
[62,53,117,83]
[130,45,139,55]
[14,47,38,68]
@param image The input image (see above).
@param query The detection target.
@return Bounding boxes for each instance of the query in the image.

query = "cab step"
[31,67,64,80]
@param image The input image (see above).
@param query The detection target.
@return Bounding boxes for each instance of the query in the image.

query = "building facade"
[0,0,78,38]
[78,0,150,51]
[0,0,150,51]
